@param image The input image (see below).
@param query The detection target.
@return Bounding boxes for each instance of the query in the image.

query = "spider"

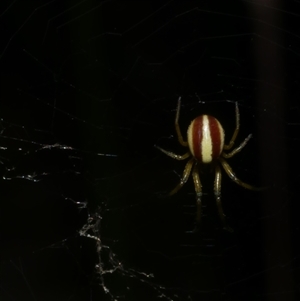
[156,97,261,231]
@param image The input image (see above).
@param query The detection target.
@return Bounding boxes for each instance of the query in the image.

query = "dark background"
[1,1,299,300]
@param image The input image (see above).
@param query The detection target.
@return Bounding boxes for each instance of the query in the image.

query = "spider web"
[1,1,300,300]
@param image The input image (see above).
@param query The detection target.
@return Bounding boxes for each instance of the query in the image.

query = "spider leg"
[224,102,240,150]
[155,145,190,160]
[219,157,263,190]
[175,97,188,147]
[214,163,233,232]
[169,158,194,195]
[222,134,252,159]
[192,164,202,223]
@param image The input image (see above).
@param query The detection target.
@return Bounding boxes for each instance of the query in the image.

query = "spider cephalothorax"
[156,97,261,231]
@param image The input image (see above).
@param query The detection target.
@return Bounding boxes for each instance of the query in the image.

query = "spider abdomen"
[187,115,225,163]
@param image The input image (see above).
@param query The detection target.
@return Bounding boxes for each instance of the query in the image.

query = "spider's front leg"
[214,163,233,232]
[192,164,202,224]
[219,157,263,191]
[169,158,194,196]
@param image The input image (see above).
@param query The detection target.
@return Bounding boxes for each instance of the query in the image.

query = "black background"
[1,1,300,300]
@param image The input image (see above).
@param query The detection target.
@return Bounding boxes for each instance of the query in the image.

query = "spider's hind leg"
[155,145,190,160]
